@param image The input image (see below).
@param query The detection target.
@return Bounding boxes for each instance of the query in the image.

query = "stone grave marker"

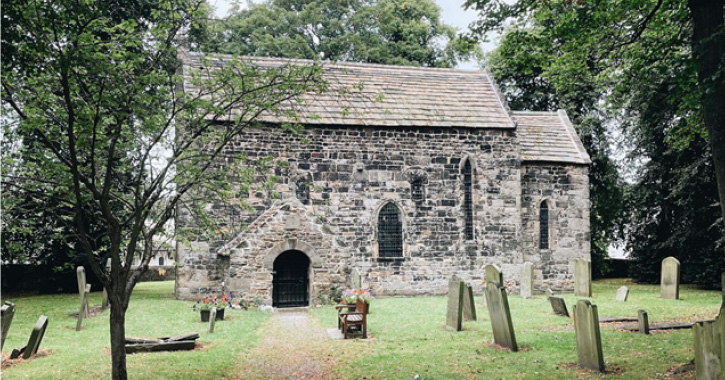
[208,308,217,333]
[574,259,592,297]
[11,315,49,359]
[638,309,650,335]
[549,296,570,318]
[520,262,534,299]
[484,281,518,351]
[573,300,605,372]
[1,301,16,350]
[546,289,555,298]
[462,284,477,321]
[693,308,723,380]
[351,268,361,289]
[446,276,464,331]
[660,257,680,300]
[615,286,629,302]
[485,264,503,285]
[76,267,88,331]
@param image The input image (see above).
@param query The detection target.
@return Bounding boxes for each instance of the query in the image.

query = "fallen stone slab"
[618,321,707,332]
[599,317,638,323]
[125,340,196,354]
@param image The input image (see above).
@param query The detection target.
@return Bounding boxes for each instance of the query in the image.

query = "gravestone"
[573,300,605,372]
[660,257,680,300]
[446,276,464,331]
[520,262,534,299]
[484,281,518,351]
[1,301,16,350]
[615,286,629,302]
[351,268,361,289]
[693,309,724,380]
[574,259,592,297]
[17,315,49,359]
[208,308,217,333]
[76,267,88,331]
[485,264,503,285]
[638,309,650,335]
[462,284,477,321]
[548,296,570,318]
[546,289,555,298]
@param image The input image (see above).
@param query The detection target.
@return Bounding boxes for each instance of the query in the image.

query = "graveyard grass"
[0,279,721,379]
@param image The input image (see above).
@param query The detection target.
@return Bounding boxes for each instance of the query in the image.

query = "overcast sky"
[207,0,496,70]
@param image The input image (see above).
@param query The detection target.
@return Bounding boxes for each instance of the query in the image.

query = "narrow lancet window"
[463,160,474,240]
[540,201,549,250]
[296,180,309,204]
[378,203,403,258]
[411,178,424,201]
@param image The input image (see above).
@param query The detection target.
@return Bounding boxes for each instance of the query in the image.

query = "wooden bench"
[335,298,368,339]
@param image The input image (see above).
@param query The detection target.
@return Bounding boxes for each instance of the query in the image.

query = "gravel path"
[234,309,349,380]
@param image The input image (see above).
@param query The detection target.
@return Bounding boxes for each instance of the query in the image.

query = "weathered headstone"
[573,300,605,372]
[1,301,16,350]
[693,309,724,380]
[23,315,49,359]
[446,276,464,331]
[76,267,88,331]
[615,286,629,302]
[546,288,555,298]
[574,259,592,297]
[208,308,217,333]
[484,281,518,351]
[520,262,534,299]
[462,284,477,321]
[484,264,503,285]
[351,268,361,289]
[548,296,570,318]
[660,257,680,300]
[638,309,650,335]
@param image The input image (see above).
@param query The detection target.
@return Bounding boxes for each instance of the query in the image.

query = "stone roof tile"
[513,110,591,165]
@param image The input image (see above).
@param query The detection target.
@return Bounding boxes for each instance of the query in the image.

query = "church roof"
[513,110,591,165]
[180,52,516,129]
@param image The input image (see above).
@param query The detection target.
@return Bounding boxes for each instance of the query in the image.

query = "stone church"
[175,52,591,307]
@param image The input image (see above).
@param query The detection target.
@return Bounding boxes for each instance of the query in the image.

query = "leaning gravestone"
[638,309,650,335]
[208,308,217,333]
[573,300,605,372]
[351,268,361,290]
[548,296,570,318]
[485,264,503,285]
[11,315,49,359]
[660,257,680,300]
[76,267,88,331]
[484,281,518,351]
[1,301,16,350]
[693,308,724,380]
[574,259,592,297]
[462,284,477,321]
[615,286,629,302]
[520,262,534,299]
[446,276,464,331]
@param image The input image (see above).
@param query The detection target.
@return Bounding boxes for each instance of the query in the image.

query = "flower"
[341,289,373,304]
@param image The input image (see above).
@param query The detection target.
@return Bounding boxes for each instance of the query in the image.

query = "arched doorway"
[272,250,310,308]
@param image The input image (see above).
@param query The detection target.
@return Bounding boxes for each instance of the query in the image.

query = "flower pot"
[200,308,225,322]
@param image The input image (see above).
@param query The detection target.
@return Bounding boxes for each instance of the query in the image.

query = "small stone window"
[411,177,425,201]
[462,160,474,240]
[540,201,549,250]
[296,180,309,204]
[158,256,165,266]
[378,203,403,258]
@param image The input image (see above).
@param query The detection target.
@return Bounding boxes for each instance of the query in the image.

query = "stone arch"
[263,239,322,270]
[372,200,407,258]
[460,155,477,241]
[538,198,557,251]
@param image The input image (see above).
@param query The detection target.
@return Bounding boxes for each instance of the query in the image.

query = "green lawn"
[1,281,271,380]
[310,279,722,380]
[1,279,721,379]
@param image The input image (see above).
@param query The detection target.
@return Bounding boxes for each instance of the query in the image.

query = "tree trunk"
[689,0,725,235]
[109,299,128,380]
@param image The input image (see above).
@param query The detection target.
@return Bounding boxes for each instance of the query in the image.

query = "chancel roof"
[513,110,591,165]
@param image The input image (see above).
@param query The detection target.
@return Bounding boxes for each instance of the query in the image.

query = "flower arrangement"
[236,296,263,310]
[341,289,373,304]
[193,293,234,312]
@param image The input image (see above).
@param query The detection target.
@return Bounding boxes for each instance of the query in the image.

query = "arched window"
[158,256,165,266]
[540,201,549,250]
[378,203,403,258]
[462,160,474,240]
[296,180,309,204]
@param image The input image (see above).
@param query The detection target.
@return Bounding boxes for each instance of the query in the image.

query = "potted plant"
[340,289,373,313]
[194,293,233,322]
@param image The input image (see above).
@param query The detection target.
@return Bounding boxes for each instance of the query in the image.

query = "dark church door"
[272,250,310,308]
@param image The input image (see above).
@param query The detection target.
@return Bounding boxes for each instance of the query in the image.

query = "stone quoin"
[175,53,592,306]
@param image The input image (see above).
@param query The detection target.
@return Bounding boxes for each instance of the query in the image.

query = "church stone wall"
[176,123,590,303]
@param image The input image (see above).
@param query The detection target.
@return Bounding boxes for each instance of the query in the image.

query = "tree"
[2,0,325,378]
[193,0,481,67]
